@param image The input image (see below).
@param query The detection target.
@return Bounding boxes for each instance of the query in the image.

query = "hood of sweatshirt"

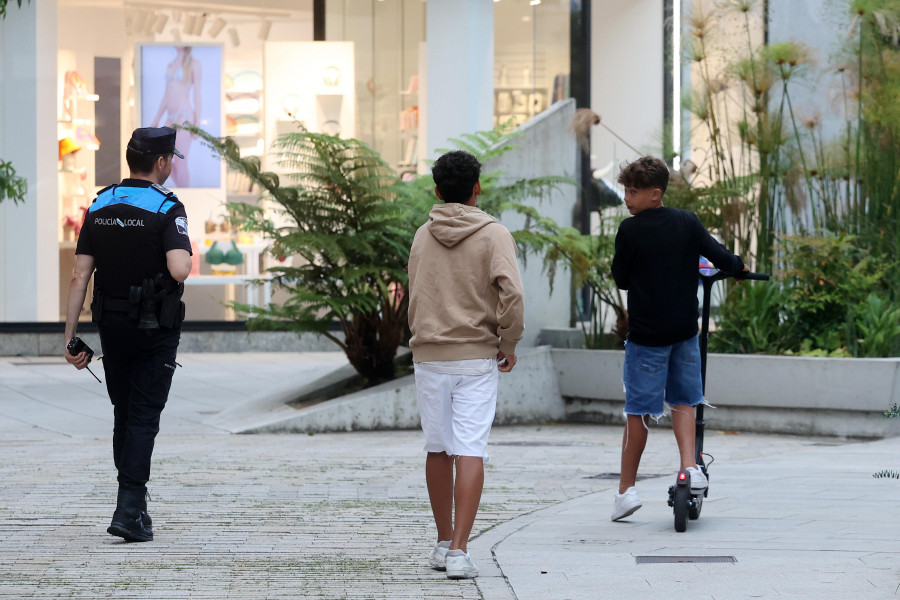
[426,203,496,248]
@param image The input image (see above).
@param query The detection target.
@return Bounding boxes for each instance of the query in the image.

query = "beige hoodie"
[408,203,524,362]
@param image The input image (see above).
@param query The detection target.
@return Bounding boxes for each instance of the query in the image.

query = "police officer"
[64,126,193,542]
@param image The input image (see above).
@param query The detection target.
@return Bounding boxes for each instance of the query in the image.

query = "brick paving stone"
[0,354,861,599]
[0,423,825,599]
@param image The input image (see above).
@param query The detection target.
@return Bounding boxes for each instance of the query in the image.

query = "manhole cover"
[587,473,668,480]
[636,556,736,564]
[10,360,67,366]
[492,441,596,447]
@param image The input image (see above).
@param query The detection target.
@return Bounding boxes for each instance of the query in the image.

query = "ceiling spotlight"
[152,13,168,35]
[193,14,207,36]
[530,0,541,5]
[183,14,196,35]
[208,17,226,38]
[228,27,240,47]
[258,19,272,41]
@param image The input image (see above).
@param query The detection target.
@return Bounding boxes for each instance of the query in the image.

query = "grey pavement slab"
[477,435,900,600]
[1,353,899,599]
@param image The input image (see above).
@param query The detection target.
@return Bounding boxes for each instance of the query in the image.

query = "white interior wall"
[590,0,664,175]
[263,41,356,170]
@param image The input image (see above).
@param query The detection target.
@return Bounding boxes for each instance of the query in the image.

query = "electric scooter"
[667,266,769,532]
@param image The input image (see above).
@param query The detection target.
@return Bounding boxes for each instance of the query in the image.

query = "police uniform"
[75,126,192,542]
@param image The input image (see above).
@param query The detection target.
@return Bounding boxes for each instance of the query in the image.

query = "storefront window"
[325,0,425,175]
[493,0,570,128]
[55,1,314,322]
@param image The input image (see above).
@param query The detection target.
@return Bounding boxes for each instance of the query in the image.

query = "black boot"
[108,486,153,542]
[140,491,153,534]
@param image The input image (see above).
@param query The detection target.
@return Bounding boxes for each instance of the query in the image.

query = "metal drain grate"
[587,472,668,480]
[492,441,597,447]
[636,556,737,564]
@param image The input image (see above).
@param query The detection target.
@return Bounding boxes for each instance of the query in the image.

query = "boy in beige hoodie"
[407,150,524,579]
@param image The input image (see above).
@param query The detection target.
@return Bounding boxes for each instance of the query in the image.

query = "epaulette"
[150,183,176,198]
[92,184,116,203]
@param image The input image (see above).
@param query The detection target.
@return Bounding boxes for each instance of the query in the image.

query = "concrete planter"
[554,349,900,439]
[223,346,565,434]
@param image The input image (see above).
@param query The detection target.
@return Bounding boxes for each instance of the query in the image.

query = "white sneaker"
[685,466,708,491]
[611,486,642,521]
[428,540,450,570]
[445,549,478,579]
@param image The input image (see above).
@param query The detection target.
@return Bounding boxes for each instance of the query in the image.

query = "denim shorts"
[623,334,704,418]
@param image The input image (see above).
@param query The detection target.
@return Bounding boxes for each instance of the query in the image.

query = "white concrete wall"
[0,0,59,321]
[590,0,665,174]
[424,0,494,159]
[554,349,900,438]
[485,98,578,347]
[226,346,565,434]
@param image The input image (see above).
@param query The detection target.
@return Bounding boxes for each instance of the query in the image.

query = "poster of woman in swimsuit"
[140,44,221,188]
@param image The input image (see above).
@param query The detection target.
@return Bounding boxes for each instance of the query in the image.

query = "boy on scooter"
[609,156,747,521]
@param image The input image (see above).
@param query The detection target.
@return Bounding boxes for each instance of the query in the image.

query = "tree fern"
[186,126,422,383]
[186,122,577,383]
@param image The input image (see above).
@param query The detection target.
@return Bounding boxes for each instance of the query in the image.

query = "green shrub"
[778,234,887,354]
[852,294,900,357]
[710,279,785,354]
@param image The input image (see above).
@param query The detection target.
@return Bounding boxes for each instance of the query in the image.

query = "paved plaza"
[1,352,899,599]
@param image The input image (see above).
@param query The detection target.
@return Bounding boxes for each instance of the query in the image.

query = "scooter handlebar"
[735,271,770,281]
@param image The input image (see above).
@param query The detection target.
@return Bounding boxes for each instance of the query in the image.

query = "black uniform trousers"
[98,311,180,490]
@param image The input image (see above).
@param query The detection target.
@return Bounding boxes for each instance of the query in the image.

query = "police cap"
[127,126,185,159]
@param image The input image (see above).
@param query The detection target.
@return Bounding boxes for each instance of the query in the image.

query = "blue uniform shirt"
[76,179,192,299]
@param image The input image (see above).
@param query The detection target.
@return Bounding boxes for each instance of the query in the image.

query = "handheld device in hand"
[67,337,102,383]
[67,337,94,360]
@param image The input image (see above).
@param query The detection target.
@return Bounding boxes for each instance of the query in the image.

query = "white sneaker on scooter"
[685,466,708,491]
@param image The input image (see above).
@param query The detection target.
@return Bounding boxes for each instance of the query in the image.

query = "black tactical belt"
[102,297,135,313]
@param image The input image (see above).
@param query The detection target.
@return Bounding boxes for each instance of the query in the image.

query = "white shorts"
[414,358,499,461]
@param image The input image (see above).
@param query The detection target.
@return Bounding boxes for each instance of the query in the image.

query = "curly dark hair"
[616,156,669,194]
[432,150,481,204]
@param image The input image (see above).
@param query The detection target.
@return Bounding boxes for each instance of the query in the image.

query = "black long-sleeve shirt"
[611,206,743,346]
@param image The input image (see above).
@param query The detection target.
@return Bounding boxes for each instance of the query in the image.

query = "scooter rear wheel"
[673,485,690,532]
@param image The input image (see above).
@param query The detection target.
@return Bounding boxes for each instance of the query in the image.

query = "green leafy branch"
[0,159,27,205]
[0,0,28,20]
